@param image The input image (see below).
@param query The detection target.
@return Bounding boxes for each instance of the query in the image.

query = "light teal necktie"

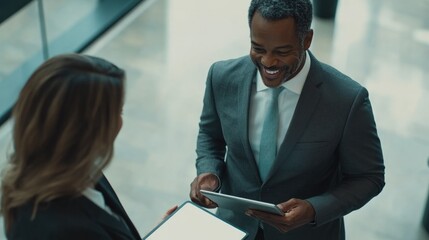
[259,87,284,181]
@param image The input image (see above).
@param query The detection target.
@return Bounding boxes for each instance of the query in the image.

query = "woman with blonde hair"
[1,53,170,239]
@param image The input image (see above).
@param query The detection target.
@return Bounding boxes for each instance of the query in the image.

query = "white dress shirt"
[249,51,311,166]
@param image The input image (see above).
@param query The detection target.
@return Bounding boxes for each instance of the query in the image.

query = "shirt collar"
[82,187,106,210]
[256,51,311,94]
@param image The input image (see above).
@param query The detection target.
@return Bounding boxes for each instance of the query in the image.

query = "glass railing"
[0,0,143,125]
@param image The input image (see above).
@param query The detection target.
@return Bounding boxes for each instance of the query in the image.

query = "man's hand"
[189,173,219,208]
[246,198,315,233]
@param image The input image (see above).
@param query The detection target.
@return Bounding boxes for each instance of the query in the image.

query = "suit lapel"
[237,57,262,182]
[79,196,135,240]
[95,175,141,239]
[268,53,324,180]
[96,175,126,216]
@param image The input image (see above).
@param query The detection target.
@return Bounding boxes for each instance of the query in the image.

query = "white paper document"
[143,201,247,240]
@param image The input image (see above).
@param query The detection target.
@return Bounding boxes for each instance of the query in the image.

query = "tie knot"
[271,87,284,99]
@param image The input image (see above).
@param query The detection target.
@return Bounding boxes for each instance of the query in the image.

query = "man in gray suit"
[190,0,385,239]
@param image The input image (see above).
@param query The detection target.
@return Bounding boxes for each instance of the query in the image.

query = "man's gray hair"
[248,0,313,41]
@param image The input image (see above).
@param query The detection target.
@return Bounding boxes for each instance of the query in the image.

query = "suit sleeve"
[195,63,227,178]
[307,87,385,226]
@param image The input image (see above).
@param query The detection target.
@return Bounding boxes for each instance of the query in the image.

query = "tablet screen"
[143,201,247,240]
[200,190,284,216]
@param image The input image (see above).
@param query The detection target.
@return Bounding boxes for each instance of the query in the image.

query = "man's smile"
[264,68,280,75]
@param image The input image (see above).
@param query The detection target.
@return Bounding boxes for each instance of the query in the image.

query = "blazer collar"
[95,175,141,239]
[236,53,325,183]
[265,52,324,182]
[79,196,137,240]
[238,56,262,183]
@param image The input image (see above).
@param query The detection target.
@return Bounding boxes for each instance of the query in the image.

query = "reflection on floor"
[1,0,429,239]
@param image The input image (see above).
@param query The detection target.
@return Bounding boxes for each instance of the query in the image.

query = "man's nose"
[261,54,277,68]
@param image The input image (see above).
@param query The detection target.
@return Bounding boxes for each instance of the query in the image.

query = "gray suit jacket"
[195,53,385,240]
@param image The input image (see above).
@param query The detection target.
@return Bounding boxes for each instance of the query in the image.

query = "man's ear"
[304,29,314,50]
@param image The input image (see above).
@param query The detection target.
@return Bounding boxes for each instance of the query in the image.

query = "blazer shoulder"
[309,56,366,99]
[8,198,113,240]
[210,55,253,73]
[207,55,256,87]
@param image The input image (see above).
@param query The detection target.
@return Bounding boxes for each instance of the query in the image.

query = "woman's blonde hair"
[0,53,125,230]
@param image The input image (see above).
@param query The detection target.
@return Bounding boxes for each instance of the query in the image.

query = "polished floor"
[1,0,429,239]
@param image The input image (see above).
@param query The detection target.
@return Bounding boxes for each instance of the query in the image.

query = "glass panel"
[0,1,44,119]
[0,1,43,83]
[0,0,142,124]
[42,0,99,48]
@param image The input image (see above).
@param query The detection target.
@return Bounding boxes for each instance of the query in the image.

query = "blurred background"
[0,0,428,239]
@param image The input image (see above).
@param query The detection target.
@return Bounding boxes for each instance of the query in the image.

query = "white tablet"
[200,190,284,216]
[143,201,247,240]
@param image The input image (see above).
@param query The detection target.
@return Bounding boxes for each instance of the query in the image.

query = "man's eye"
[252,47,265,53]
[276,49,295,56]
[277,51,291,56]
